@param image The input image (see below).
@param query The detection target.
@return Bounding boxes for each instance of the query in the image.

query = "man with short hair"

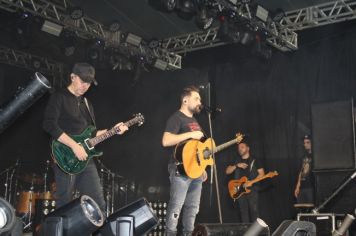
[294,135,314,204]
[226,140,265,223]
[43,62,128,212]
[162,85,208,236]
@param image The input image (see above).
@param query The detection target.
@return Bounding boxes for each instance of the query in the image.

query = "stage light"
[125,33,142,46]
[272,8,285,22]
[148,38,160,49]
[256,5,269,22]
[41,195,104,236]
[69,6,84,20]
[179,0,195,13]
[96,198,158,236]
[332,214,355,236]
[41,20,63,36]
[108,21,121,32]
[244,218,269,236]
[196,6,214,30]
[0,198,16,235]
[161,0,177,11]
[0,72,51,134]
[153,59,168,70]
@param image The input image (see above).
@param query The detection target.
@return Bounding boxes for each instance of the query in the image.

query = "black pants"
[53,159,106,213]
[237,190,259,223]
[297,187,314,204]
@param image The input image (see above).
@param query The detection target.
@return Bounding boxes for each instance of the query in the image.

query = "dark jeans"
[237,189,259,223]
[53,159,106,213]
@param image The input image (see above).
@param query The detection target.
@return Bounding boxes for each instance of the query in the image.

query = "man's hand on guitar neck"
[114,122,129,135]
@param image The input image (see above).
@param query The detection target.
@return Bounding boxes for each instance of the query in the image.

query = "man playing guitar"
[43,63,128,213]
[225,139,265,223]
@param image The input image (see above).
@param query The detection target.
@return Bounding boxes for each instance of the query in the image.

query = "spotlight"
[161,0,177,11]
[69,6,84,20]
[272,8,285,22]
[86,39,105,65]
[96,198,158,236]
[148,38,160,49]
[176,0,196,20]
[244,218,269,236]
[41,20,63,36]
[41,195,104,236]
[195,6,214,30]
[125,33,142,46]
[256,5,269,22]
[32,59,41,69]
[0,198,16,235]
[153,59,168,70]
[332,214,355,236]
[108,21,121,32]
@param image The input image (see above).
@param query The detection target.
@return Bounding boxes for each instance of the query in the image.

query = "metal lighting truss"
[162,0,298,53]
[163,0,356,54]
[0,0,181,70]
[0,45,64,87]
[280,0,356,31]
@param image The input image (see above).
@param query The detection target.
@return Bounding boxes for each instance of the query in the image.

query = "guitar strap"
[83,97,96,127]
[250,159,255,172]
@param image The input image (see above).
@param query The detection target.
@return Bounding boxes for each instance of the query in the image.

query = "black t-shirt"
[299,153,313,188]
[43,88,95,139]
[233,155,262,180]
[164,110,202,161]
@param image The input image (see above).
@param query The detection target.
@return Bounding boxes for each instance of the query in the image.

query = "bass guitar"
[52,113,144,174]
[228,171,278,201]
[174,133,244,179]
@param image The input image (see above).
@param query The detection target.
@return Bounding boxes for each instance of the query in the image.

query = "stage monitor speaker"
[272,220,316,236]
[192,223,270,236]
[311,99,356,171]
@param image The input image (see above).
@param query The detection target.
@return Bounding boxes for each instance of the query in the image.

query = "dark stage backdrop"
[1,24,356,231]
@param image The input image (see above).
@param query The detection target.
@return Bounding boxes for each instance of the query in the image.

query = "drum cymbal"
[17,173,44,185]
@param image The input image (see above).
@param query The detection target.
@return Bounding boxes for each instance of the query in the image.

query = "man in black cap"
[225,139,265,223]
[43,62,128,212]
[294,135,314,205]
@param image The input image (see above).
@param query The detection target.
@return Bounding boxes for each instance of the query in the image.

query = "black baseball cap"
[72,63,98,86]
[303,134,312,140]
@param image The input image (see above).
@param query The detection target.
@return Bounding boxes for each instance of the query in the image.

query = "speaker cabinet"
[192,223,270,236]
[311,99,356,171]
[272,220,316,236]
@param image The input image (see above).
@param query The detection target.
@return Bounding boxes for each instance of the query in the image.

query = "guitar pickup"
[84,139,94,150]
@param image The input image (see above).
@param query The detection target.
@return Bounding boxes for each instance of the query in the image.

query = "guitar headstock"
[132,113,145,126]
[267,171,279,177]
[236,132,245,144]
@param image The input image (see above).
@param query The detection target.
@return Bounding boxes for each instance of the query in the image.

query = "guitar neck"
[248,174,274,186]
[89,119,136,147]
[214,138,239,154]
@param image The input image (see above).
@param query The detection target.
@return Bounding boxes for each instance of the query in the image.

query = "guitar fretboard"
[88,117,140,147]
[214,138,239,153]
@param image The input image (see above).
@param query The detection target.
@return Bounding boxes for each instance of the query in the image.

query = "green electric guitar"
[51,113,144,174]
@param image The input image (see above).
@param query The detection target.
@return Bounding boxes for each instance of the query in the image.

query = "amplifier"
[297,213,345,236]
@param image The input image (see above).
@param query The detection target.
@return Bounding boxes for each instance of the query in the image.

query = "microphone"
[201,105,222,113]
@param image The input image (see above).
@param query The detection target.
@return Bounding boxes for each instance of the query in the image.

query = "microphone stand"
[203,83,223,224]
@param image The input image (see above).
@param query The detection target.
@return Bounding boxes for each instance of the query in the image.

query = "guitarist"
[225,140,265,223]
[162,86,207,236]
[43,63,128,213]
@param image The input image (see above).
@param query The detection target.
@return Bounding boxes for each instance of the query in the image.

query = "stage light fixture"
[69,6,84,20]
[109,21,121,32]
[41,195,104,236]
[96,198,158,236]
[256,5,269,22]
[0,198,16,235]
[244,218,269,236]
[332,214,355,236]
[125,33,142,46]
[148,38,160,49]
[272,8,285,22]
[41,20,63,36]
[179,0,196,13]
[153,59,168,70]
[196,6,214,30]
[161,0,177,11]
